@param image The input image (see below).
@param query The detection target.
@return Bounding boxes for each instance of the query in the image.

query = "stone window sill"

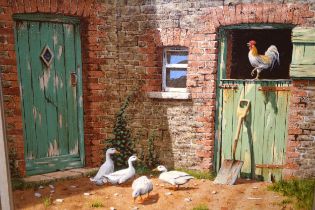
[147,91,191,100]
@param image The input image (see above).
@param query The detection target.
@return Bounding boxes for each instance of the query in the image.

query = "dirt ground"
[13,176,293,210]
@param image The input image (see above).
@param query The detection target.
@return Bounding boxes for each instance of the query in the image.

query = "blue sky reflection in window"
[167,51,188,64]
[166,68,187,88]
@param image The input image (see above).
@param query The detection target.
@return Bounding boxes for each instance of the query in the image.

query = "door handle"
[71,72,77,87]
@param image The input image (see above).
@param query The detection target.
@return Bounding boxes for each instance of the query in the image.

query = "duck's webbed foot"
[136,196,144,204]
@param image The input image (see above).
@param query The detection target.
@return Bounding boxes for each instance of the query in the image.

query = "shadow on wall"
[115,3,201,170]
[130,93,196,169]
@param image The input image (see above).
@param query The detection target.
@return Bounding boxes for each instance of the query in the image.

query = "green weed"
[192,204,209,210]
[91,200,104,208]
[268,179,315,210]
[42,196,52,208]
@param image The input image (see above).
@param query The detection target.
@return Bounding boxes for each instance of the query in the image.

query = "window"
[163,47,188,92]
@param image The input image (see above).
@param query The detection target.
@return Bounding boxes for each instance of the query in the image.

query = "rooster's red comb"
[249,40,256,45]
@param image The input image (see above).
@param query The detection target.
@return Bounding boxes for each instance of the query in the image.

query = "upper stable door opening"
[225,28,293,80]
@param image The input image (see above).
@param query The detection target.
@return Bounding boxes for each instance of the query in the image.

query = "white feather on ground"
[132,176,153,201]
[156,165,194,189]
[102,155,137,185]
[90,148,118,185]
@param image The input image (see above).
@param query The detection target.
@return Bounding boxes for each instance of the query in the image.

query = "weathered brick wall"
[285,80,315,178]
[1,0,315,177]
[102,0,315,173]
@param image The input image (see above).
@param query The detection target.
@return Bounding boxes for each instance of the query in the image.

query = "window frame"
[162,47,188,92]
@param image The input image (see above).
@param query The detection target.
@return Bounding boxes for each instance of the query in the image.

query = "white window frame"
[162,47,188,92]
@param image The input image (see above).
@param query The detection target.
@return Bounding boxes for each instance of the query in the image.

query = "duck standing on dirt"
[154,165,194,190]
[90,148,120,185]
[102,155,138,185]
[132,176,153,203]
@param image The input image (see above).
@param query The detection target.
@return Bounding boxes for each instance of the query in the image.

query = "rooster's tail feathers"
[265,45,280,70]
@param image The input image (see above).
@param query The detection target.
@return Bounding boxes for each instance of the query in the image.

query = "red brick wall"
[284,80,315,178]
[1,0,315,177]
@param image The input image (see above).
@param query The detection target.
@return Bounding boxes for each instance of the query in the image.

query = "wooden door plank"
[16,21,37,160]
[291,27,315,78]
[242,83,256,178]
[252,81,267,180]
[40,22,59,158]
[26,154,82,175]
[221,81,237,162]
[74,24,85,164]
[292,27,315,43]
[233,82,244,161]
[261,81,278,181]
[28,21,49,160]
[303,44,315,64]
[53,23,68,155]
[273,82,290,180]
[64,23,79,155]
[291,44,304,65]
[291,44,315,65]
[215,31,228,171]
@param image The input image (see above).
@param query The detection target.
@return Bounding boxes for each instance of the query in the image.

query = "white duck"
[90,148,119,185]
[102,155,138,185]
[132,176,153,203]
[154,165,194,190]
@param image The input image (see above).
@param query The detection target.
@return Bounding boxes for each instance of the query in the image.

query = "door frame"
[214,24,294,172]
[13,13,85,175]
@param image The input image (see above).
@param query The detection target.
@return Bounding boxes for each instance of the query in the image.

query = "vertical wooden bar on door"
[64,23,79,155]
[74,24,85,163]
[221,82,235,162]
[40,22,59,158]
[242,82,256,178]
[233,81,244,161]
[16,21,37,160]
[53,23,69,155]
[28,21,48,160]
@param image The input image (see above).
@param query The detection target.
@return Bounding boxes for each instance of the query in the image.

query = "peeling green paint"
[14,16,84,176]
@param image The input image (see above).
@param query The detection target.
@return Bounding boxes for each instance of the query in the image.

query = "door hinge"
[258,87,290,91]
[219,84,238,89]
[255,164,284,169]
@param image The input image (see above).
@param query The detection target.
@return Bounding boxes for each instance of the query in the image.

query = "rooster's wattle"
[247,40,280,79]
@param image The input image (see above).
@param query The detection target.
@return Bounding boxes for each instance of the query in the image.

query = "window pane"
[166,51,188,64]
[166,68,187,88]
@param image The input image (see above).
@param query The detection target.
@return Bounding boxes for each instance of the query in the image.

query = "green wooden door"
[217,80,290,181]
[14,15,84,175]
[215,26,291,181]
[290,27,315,78]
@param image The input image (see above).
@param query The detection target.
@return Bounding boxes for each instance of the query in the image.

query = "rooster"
[247,40,280,79]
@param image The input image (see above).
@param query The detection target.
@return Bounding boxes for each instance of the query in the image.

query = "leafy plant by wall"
[136,131,159,169]
[107,92,136,168]
[144,131,159,168]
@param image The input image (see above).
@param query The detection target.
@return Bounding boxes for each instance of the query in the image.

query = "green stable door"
[215,25,293,181]
[14,15,84,175]
[217,79,290,181]
[215,25,315,181]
